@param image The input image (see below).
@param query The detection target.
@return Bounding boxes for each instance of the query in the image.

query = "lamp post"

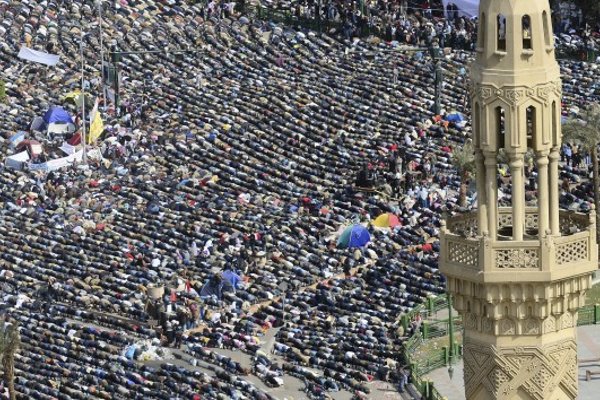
[278,281,289,326]
[110,44,121,116]
[430,43,444,115]
[108,47,208,115]
[345,46,445,115]
[79,29,88,164]
[447,293,455,379]
[95,0,107,110]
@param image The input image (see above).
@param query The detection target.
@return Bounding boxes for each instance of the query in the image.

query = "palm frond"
[451,140,475,176]
[562,103,600,151]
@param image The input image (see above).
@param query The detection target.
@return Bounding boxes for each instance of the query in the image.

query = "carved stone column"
[536,150,550,239]
[508,154,525,241]
[484,152,498,240]
[476,150,488,235]
[548,147,560,235]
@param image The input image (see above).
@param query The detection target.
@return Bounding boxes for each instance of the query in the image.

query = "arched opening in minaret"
[552,100,558,147]
[479,13,486,48]
[495,106,506,148]
[526,106,536,147]
[543,11,551,47]
[522,15,532,49]
[497,14,507,51]
[474,102,481,139]
[525,106,539,236]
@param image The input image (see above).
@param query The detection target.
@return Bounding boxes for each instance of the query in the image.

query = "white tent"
[442,0,480,19]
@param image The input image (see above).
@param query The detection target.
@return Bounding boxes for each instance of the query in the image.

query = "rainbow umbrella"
[373,213,401,228]
[337,224,371,249]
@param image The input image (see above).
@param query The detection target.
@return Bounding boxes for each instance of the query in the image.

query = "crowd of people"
[258,0,600,58]
[0,0,597,399]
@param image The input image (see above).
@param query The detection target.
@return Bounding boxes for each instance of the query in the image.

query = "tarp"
[48,122,75,135]
[124,345,136,360]
[5,151,30,170]
[18,46,60,66]
[222,270,243,290]
[67,132,82,146]
[30,116,45,131]
[441,0,479,18]
[445,111,466,123]
[62,90,93,108]
[43,106,73,126]
[8,131,26,148]
[16,140,43,156]
[200,274,234,299]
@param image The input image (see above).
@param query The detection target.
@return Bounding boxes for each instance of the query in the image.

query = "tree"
[451,139,475,208]
[562,103,600,244]
[0,320,20,400]
[573,1,600,22]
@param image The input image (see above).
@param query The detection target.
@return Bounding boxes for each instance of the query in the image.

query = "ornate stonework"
[441,2,597,399]
[472,82,561,108]
[463,337,577,400]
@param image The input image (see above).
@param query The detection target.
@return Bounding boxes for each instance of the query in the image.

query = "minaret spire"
[440,1,598,399]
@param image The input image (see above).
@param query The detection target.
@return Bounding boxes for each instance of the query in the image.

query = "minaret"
[439,1,598,399]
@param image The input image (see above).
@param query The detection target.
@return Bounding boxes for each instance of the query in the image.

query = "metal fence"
[578,304,600,326]
[251,5,375,36]
[251,7,598,63]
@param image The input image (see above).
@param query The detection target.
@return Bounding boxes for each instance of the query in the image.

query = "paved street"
[425,325,600,399]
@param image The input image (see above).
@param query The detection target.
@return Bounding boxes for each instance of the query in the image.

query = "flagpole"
[80,29,88,165]
[96,0,107,110]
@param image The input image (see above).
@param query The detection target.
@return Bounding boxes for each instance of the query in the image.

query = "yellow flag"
[88,99,104,144]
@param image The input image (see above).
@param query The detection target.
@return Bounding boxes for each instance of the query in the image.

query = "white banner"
[8,151,30,162]
[18,46,60,66]
[45,158,69,171]
[28,162,48,171]
[29,149,85,172]
[441,0,479,18]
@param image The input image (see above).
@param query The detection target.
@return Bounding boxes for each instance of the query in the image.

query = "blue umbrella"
[337,224,371,248]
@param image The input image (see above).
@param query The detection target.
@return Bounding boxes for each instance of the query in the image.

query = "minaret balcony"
[440,208,597,283]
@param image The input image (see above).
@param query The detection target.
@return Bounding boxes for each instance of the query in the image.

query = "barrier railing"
[253,5,346,34]
[578,304,600,326]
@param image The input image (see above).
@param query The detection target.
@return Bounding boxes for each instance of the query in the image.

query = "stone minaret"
[439,1,598,399]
